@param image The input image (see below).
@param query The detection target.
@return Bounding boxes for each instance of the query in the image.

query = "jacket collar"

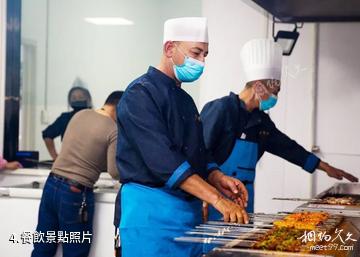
[229,92,263,129]
[147,66,177,89]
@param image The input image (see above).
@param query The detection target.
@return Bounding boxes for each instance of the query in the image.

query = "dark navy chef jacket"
[114,66,218,226]
[200,92,320,173]
[42,112,76,140]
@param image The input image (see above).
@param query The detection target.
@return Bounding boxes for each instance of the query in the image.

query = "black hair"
[68,86,93,108]
[104,91,124,106]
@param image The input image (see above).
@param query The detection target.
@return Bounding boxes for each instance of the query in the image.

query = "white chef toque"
[241,38,283,83]
[163,17,208,44]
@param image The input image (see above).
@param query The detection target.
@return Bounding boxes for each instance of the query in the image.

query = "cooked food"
[252,212,335,252]
[273,212,329,230]
[273,220,317,230]
[322,196,356,205]
[253,227,309,252]
[283,212,329,222]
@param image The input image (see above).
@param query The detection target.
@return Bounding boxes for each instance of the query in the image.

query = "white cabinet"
[0,169,119,257]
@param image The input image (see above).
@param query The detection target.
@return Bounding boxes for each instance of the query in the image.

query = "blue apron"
[119,183,203,257]
[209,139,258,220]
[203,139,258,254]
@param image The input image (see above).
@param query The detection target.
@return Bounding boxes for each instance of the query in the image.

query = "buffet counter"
[0,168,120,257]
[0,168,114,187]
[177,183,360,257]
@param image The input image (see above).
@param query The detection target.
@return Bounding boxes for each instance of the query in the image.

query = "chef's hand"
[319,161,358,182]
[5,161,23,170]
[212,196,249,224]
[208,170,248,207]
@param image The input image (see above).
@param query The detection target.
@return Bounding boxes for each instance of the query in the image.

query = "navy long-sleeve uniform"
[115,67,219,257]
[201,92,320,175]
[114,66,218,226]
[117,66,218,186]
[42,112,76,140]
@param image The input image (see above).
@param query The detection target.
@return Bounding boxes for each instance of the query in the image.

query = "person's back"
[32,91,123,257]
[52,109,118,187]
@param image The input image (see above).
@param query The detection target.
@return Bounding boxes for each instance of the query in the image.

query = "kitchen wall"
[314,23,360,194]
[201,0,318,213]
[201,0,360,213]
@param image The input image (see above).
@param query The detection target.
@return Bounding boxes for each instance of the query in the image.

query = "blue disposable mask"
[259,94,278,111]
[172,48,205,83]
[70,100,89,112]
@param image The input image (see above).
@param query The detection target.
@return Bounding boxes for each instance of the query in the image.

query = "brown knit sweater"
[52,109,119,187]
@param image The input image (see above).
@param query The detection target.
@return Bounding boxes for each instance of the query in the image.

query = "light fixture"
[272,18,302,56]
[84,17,134,26]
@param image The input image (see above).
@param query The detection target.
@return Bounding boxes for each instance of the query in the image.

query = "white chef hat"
[163,17,208,44]
[241,39,283,83]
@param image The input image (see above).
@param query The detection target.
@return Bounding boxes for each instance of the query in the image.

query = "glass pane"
[20,0,202,160]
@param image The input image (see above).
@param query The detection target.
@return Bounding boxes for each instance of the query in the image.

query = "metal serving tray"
[317,183,360,198]
[296,183,360,217]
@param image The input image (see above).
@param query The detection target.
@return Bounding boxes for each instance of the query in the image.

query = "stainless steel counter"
[0,178,120,257]
[296,183,360,218]
[0,179,120,203]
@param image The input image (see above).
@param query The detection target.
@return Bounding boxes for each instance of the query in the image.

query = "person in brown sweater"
[32,91,123,257]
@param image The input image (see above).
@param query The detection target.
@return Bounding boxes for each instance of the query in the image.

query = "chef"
[115,17,249,257]
[200,38,359,218]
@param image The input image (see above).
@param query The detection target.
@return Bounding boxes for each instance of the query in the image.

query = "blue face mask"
[172,48,205,83]
[259,94,278,111]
